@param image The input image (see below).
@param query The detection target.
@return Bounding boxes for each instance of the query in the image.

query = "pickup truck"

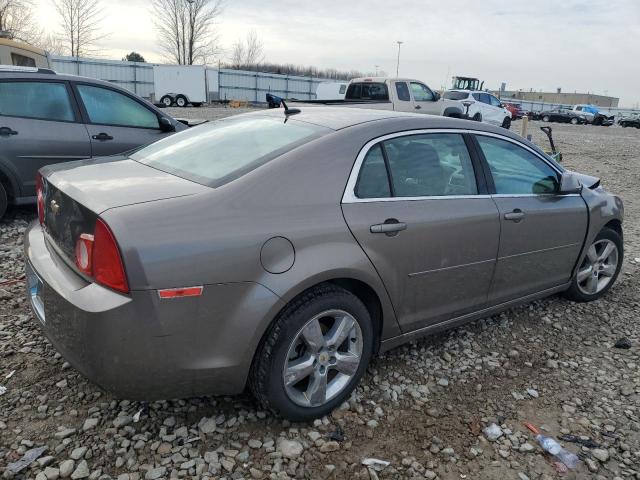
[288,77,464,118]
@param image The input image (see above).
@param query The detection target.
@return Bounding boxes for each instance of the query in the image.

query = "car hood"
[41,156,210,214]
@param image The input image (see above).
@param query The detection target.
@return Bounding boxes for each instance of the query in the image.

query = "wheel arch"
[0,162,19,200]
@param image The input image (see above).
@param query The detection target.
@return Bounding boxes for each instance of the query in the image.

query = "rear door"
[0,79,91,198]
[409,82,440,115]
[342,131,500,332]
[473,134,588,304]
[392,81,414,113]
[73,83,170,157]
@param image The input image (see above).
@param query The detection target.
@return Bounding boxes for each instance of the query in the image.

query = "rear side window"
[346,83,389,100]
[11,53,36,67]
[132,116,329,188]
[355,134,478,198]
[339,84,347,94]
[0,81,75,122]
[395,82,411,101]
[479,93,491,104]
[355,145,391,198]
[77,84,159,128]
[443,91,469,100]
[476,136,559,194]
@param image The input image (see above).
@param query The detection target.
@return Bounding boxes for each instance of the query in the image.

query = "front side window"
[410,82,434,102]
[77,84,159,128]
[395,82,411,101]
[0,81,74,122]
[490,95,502,107]
[476,136,559,195]
[132,116,329,188]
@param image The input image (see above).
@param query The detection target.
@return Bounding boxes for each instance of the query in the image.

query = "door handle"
[92,132,114,141]
[414,105,422,110]
[370,220,407,235]
[0,127,18,136]
[504,209,525,222]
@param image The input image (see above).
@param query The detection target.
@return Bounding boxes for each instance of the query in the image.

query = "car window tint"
[132,116,329,188]
[479,93,491,104]
[77,85,158,128]
[472,93,481,101]
[346,83,388,100]
[490,95,502,107]
[11,53,36,67]
[395,82,411,101]
[443,91,469,100]
[477,136,559,194]
[410,82,434,102]
[0,81,74,122]
[355,145,391,199]
[383,133,477,197]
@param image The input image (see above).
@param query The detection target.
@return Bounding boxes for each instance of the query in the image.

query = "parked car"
[296,77,465,118]
[25,107,624,420]
[442,90,512,128]
[618,115,640,128]
[0,67,187,219]
[503,102,526,120]
[572,104,615,126]
[540,108,588,124]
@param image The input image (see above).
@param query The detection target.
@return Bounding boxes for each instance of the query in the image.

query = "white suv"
[443,90,512,129]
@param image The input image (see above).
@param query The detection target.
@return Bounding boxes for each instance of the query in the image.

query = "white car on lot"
[443,90,512,129]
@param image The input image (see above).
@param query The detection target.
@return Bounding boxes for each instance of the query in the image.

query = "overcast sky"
[34,0,640,107]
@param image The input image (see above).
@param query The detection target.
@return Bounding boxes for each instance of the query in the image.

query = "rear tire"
[160,95,174,107]
[0,183,7,221]
[250,285,374,421]
[501,117,511,129]
[542,115,550,122]
[570,117,579,125]
[175,95,188,107]
[563,228,623,302]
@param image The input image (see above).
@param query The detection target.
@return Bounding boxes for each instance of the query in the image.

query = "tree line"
[0,0,382,79]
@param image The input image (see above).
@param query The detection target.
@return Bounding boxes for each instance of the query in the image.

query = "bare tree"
[229,39,244,69]
[0,0,43,44]
[38,32,66,55]
[243,30,263,65]
[52,0,105,57]
[151,0,223,65]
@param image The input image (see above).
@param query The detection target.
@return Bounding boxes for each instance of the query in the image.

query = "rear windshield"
[346,83,389,101]
[443,91,469,101]
[131,116,329,187]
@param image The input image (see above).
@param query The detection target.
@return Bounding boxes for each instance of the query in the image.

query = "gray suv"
[0,67,186,219]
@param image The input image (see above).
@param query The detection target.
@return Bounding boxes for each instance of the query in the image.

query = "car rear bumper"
[24,221,284,399]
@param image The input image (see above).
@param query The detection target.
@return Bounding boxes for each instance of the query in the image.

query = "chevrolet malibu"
[24,107,624,420]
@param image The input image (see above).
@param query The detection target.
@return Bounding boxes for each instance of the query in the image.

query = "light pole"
[375,65,380,76]
[396,41,403,78]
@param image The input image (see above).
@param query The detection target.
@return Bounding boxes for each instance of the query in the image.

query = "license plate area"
[26,261,46,324]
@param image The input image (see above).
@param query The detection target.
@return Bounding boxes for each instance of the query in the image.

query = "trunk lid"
[40,156,209,262]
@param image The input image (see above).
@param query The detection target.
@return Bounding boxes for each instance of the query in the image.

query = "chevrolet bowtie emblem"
[50,200,60,215]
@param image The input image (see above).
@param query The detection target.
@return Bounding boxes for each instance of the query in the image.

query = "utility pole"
[396,41,403,78]
[375,65,380,76]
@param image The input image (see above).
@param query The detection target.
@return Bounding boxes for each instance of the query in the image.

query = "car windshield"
[443,91,468,100]
[131,116,330,187]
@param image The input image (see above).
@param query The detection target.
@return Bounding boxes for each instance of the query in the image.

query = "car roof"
[0,70,128,90]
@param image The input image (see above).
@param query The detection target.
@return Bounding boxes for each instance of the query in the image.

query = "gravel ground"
[1,114,639,480]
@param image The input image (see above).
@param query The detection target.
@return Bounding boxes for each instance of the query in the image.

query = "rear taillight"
[36,173,44,225]
[74,218,129,294]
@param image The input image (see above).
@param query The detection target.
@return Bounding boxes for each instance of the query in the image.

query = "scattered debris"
[7,446,48,474]
[133,409,143,423]
[525,422,579,469]
[362,458,390,470]
[558,434,600,449]
[614,337,632,349]
[483,423,503,441]
[328,425,345,442]
[0,385,6,396]
[5,370,15,380]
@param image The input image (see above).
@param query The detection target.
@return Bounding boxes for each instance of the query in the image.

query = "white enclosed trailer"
[153,65,207,107]
[315,81,348,100]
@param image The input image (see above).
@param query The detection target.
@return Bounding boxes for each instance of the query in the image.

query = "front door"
[0,80,91,198]
[342,132,500,331]
[409,82,440,115]
[74,83,170,157]
[473,134,588,304]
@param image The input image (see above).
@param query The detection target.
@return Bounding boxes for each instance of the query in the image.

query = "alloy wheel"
[577,239,619,295]
[283,310,363,408]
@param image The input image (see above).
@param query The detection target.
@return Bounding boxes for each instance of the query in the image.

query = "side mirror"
[558,171,582,194]
[159,117,176,132]
[433,91,441,101]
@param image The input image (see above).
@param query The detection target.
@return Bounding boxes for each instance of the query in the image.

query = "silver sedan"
[24,107,624,420]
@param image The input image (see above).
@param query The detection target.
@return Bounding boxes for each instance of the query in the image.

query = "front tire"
[542,115,550,122]
[160,95,174,107]
[0,182,7,220]
[570,117,579,125]
[501,117,511,129]
[175,95,188,107]
[250,285,374,421]
[564,228,623,302]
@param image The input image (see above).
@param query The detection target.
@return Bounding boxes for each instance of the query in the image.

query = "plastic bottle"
[524,422,580,470]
